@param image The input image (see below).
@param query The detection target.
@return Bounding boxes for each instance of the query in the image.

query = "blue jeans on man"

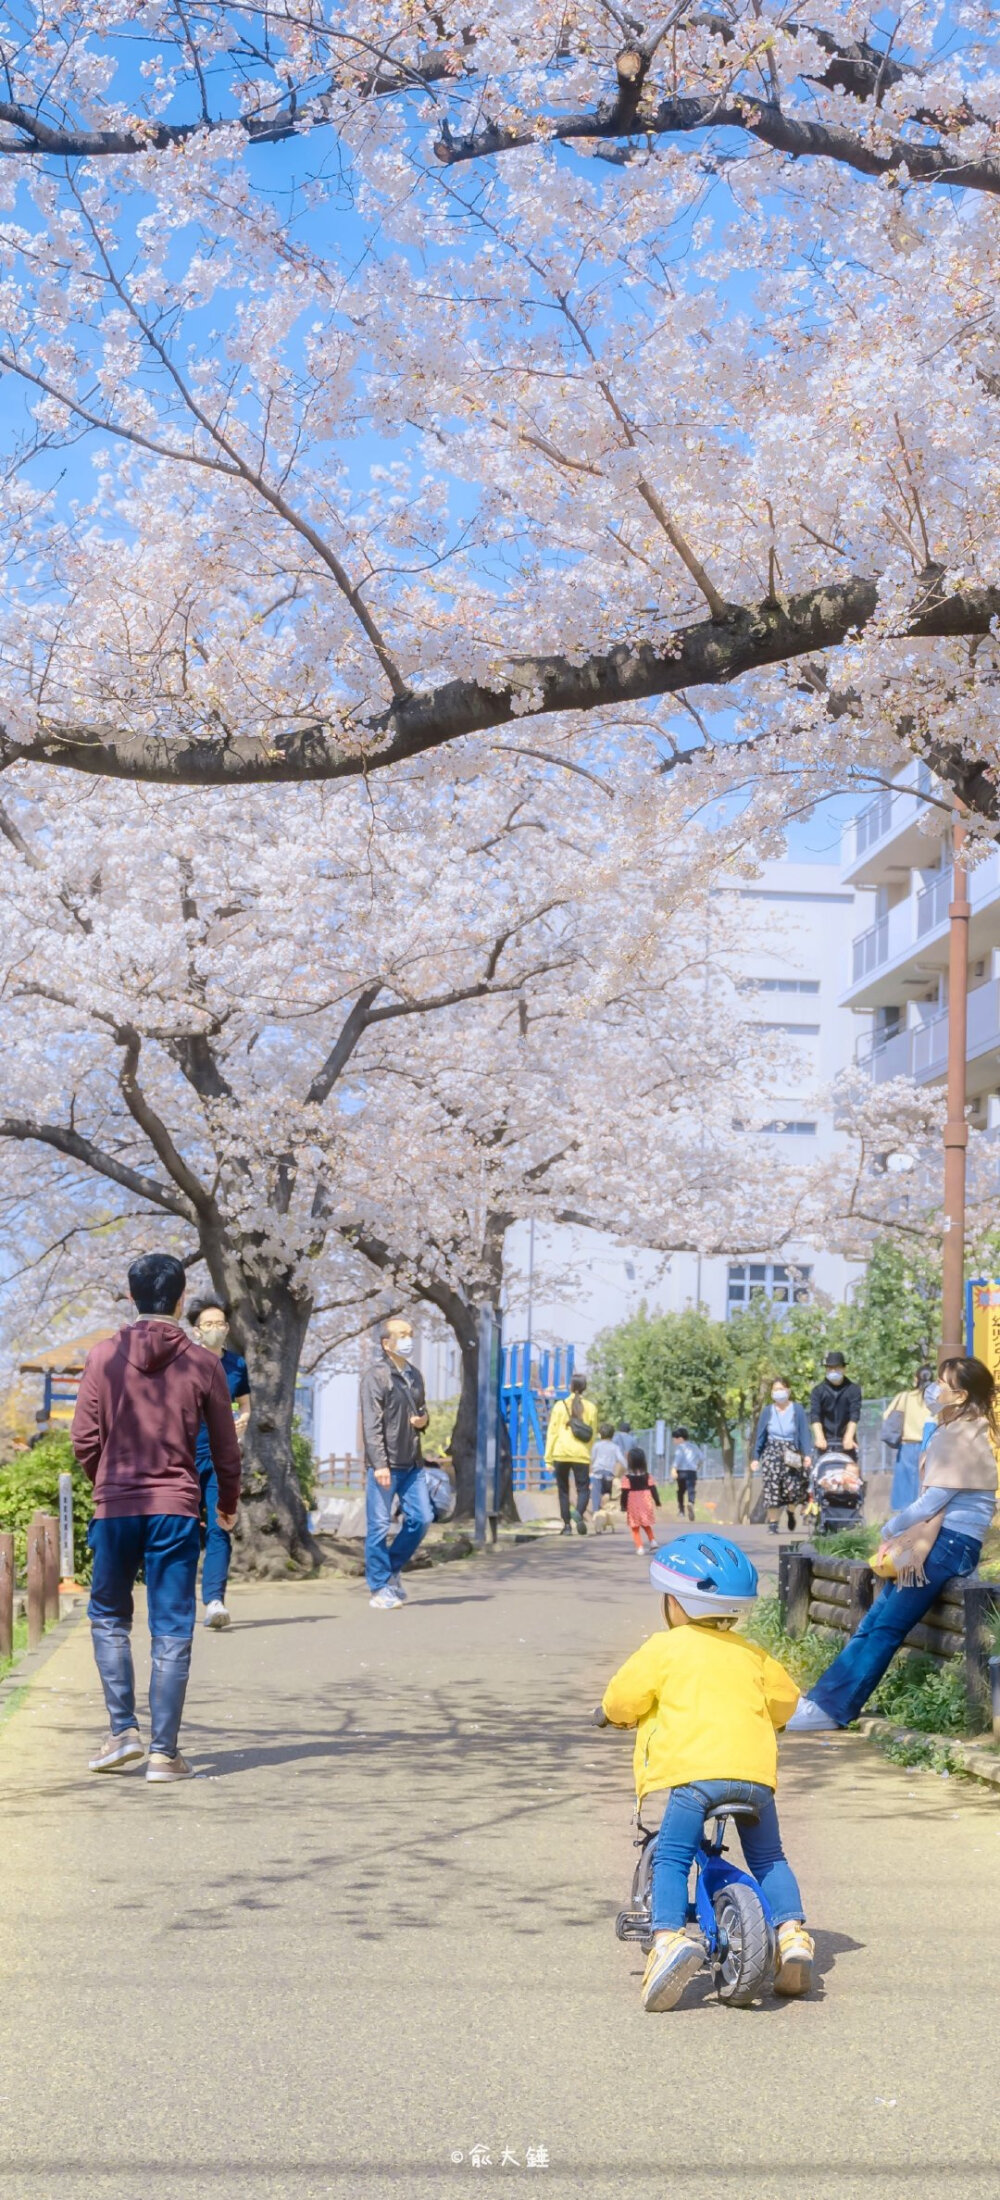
[810,1527,981,1727]
[88,1515,200,1756]
[650,1779,804,1933]
[365,1465,433,1592]
[199,1465,232,1608]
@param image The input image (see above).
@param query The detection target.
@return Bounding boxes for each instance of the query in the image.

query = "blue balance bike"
[594,1710,776,2007]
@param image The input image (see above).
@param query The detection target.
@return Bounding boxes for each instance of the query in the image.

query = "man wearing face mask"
[810,1351,862,1464]
[360,1316,432,1610]
[188,1296,250,1631]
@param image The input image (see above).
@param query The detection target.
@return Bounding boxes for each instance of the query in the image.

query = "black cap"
[825,1351,847,1369]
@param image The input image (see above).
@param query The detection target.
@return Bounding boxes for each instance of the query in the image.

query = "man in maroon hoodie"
[73,1252,242,1782]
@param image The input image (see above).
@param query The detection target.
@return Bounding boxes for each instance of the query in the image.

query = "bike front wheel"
[712,1883,775,2007]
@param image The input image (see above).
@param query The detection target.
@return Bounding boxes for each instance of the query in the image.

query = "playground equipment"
[500,1342,577,1489]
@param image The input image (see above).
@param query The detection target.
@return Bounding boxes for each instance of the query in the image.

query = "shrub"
[291,1420,317,1508]
[0,1433,94,1580]
[816,1526,881,1561]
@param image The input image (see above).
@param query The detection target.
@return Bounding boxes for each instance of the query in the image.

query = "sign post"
[58,1471,75,1584]
[474,1305,502,1547]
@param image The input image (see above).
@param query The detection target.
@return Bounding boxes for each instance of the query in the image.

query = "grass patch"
[741,1597,842,1695]
[0,1613,28,1683]
[812,1525,881,1561]
[875,1731,964,1775]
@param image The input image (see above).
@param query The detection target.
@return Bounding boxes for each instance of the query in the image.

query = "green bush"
[869,1650,970,1735]
[741,1597,842,1695]
[0,1433,94,1581]
[291,1420,317,1509]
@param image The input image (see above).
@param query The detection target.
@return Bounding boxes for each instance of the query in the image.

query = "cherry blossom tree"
[0,4,996,833]
[0,746,804,1551]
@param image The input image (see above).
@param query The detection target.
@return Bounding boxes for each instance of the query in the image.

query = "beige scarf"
[873,1411,998,1588]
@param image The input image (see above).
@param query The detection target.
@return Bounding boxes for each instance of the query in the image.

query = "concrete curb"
[0,1597,86,1728]
[855,1712,1000,1788]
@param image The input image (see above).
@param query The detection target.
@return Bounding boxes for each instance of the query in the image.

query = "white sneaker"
[784,1696,839,1734]
[389,1579,407,1603]
[369,1587,400,1610]
[204,1601,231,1630]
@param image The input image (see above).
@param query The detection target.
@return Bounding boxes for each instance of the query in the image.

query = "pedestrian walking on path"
[620,1445,660,1552]
[882,1365,934,1512]
[752,1380,813,1533]
[188,1296,250,1631]
[670,1429,702,1521]
[600,1532,812,2011]
[789,1355,999,1733]
[589,1423,621,1520]
[360,1316,432,1609]
[72,1253,242,1781]
[544,1371,598,1535]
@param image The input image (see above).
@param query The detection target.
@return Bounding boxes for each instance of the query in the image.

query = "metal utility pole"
[941,814,969,1357]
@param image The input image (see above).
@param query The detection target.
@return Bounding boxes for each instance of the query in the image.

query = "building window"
[760,1120,817,1136]
[727,1262,813,1312]
[738,978,821,994]
[756,1022,821,1036]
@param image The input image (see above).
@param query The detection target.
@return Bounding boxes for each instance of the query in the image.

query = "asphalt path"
[2,1524,1000,2200]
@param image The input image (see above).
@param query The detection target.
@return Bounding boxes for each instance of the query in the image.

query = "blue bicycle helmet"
[649,1532,759,1619]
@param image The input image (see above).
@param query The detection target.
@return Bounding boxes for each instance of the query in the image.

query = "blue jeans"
[651,1779,804,1932]
[87,1515,200,1756]
[890,1442,921,1511]
[200,1466,232,1607]
[811,1528,981,1727]
[365,1466,433,1592]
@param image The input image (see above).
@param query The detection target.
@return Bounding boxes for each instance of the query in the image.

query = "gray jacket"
[360,1355,427,1475]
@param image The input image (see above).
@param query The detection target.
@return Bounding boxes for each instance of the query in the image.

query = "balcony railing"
[851,914,889,983]
[855,788,895,855]
[917,869,952,937]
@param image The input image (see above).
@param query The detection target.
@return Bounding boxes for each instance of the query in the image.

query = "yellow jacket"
[601,1623,799,1797]
[545,1393,598,1466]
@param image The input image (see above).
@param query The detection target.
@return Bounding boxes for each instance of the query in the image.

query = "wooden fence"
[778,1543,1000,1730]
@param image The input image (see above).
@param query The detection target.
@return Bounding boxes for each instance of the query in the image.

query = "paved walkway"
[2,1530,999,2200]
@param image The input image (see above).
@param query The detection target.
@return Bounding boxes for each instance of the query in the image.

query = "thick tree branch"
[115,1026,218,1219]
[6,573,1000,813]
[306,983,384,1106]
[434,94,1000,197]
[0,1116,195,1218]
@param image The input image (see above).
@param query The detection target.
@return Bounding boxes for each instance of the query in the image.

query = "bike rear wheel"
[712,1883,775,2007]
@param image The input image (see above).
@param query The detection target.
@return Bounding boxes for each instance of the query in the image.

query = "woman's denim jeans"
[811,1528,981,1727]
[650,1779,804,1932]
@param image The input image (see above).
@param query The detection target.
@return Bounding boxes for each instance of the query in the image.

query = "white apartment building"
[502,856,868,1356]
[841,759,1000,1129]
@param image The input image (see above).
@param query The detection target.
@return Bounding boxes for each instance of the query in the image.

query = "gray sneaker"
[145,1750,195,1782]
[89,1727,144,1774]
[388,1578,407,1603]
[784,1696,839,1734]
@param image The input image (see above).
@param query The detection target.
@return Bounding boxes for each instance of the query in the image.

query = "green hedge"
[0,1434,94,1581]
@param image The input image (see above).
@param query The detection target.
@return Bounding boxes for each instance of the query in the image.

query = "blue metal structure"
[501,1341,576,1489]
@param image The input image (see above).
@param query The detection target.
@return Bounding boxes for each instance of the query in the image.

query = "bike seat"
[707,1804,759,1827]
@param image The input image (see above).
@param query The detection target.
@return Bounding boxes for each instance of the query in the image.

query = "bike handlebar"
[592,1705,609,1727]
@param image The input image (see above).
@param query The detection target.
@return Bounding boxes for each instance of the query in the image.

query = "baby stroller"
[808,1446,866,1534]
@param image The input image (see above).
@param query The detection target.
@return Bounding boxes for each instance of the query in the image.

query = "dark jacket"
[752,1400,812,1462]
[360,1356,427,1475]
[809,1378,863,1449]
[72,1321,242,1519]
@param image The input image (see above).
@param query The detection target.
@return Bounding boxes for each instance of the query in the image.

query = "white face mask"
[389,1333,413,1359]
[826,1369,845,1385]
[771,1387,790,1406]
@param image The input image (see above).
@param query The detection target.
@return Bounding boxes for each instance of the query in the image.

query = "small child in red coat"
[620,1445,661,1551]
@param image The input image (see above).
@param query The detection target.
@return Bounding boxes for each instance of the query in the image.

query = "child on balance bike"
[601,1531,814,2012]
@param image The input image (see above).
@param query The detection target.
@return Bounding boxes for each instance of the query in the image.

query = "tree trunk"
[717,1418,736,1524]
[229,1284,318,1575]
[438,1308,515,1525]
